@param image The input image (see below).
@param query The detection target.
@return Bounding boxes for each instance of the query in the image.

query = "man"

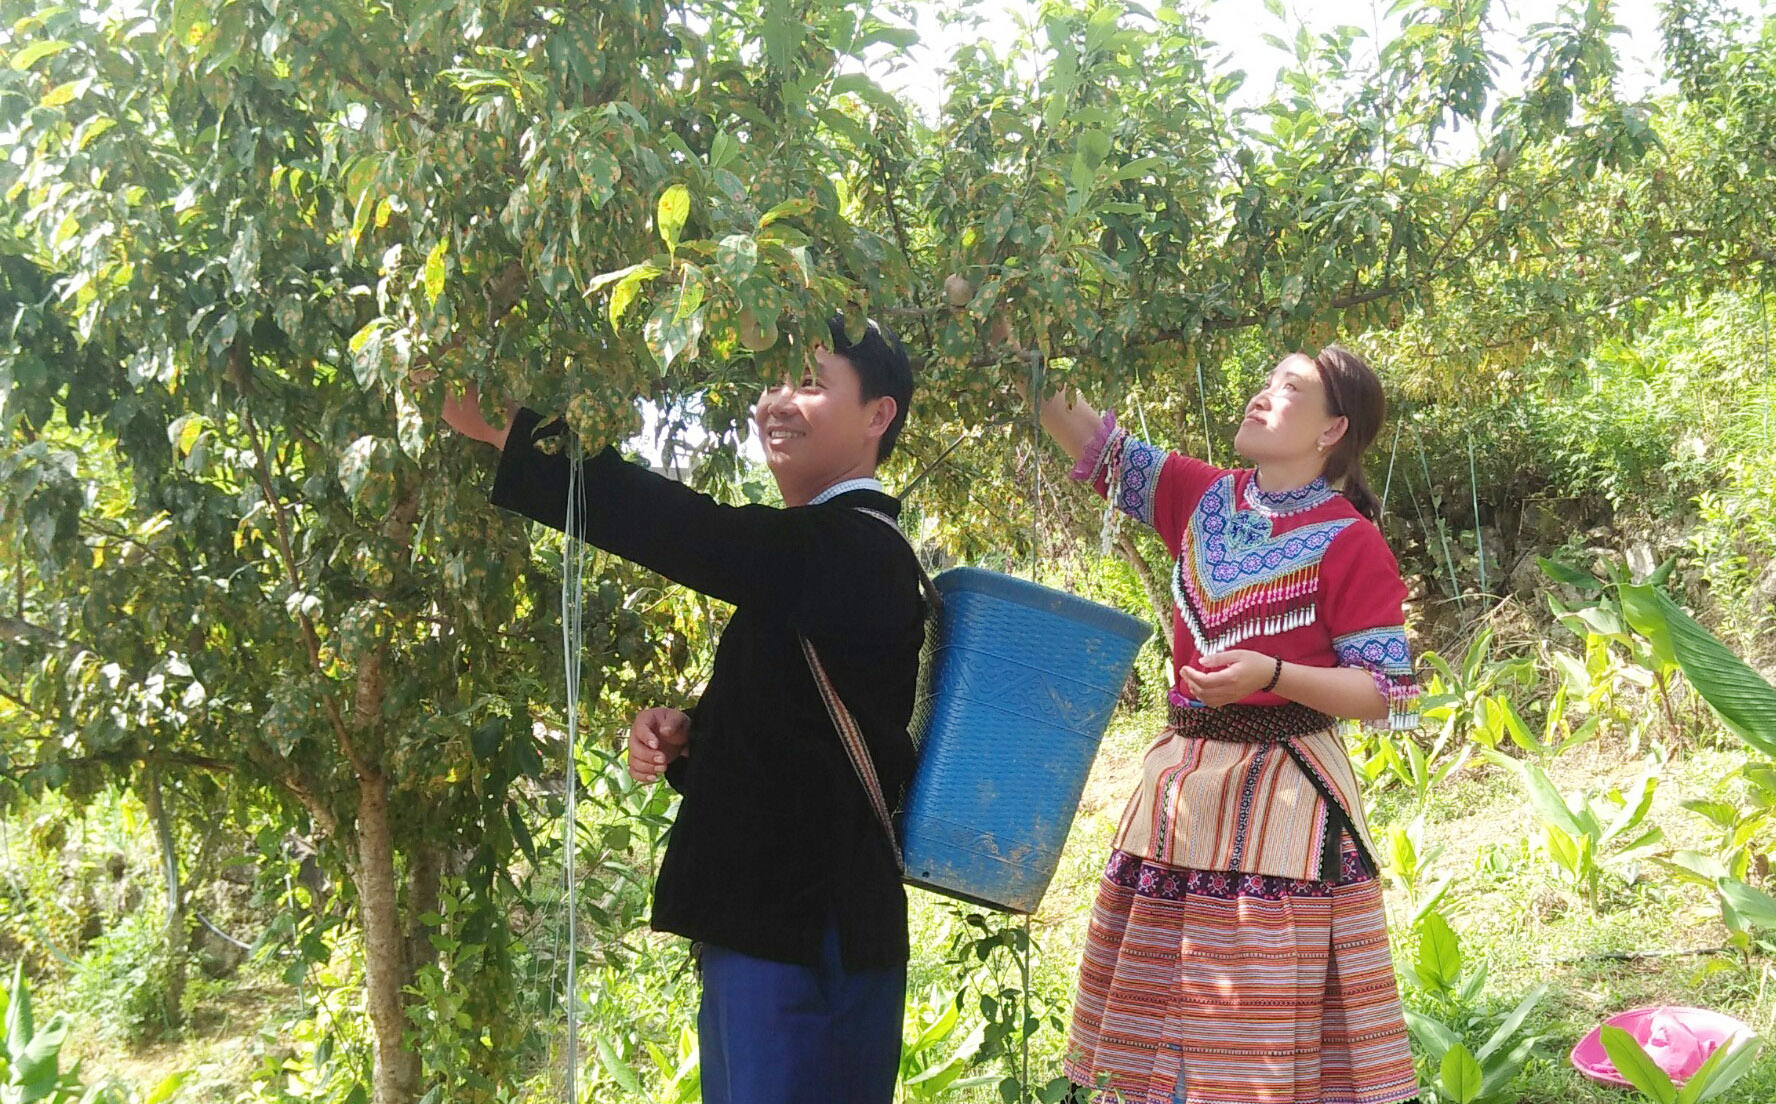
[438,317,921,1104]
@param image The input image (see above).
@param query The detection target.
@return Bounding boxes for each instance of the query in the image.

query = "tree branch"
[234,346,375,784]
[0,749,235,779]
[0,684,49,721]
[0,615,81,652]
[79,517,184,575]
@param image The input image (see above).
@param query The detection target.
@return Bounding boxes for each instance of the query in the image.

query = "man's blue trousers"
[697,923,904,1104]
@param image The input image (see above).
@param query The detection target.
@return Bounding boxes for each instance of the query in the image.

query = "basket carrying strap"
[799,507,940,874]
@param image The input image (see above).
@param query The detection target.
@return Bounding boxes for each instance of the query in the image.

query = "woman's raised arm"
[1035,387,1106,462]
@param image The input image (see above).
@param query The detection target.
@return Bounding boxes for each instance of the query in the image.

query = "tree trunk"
[356,770,421,1104]
[403,841,443,988]
[1117,531,1174,662]
[142,764,186,1031]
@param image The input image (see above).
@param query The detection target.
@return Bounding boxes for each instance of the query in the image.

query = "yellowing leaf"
[608,265,663,329]
[424,238,448,306]
[657,184,690,253]
[11,40,71,70]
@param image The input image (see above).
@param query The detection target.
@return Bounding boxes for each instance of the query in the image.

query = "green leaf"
[1478,983,1546,1061]
[588,261,663,295]
[7,961,34,1059]
[1415,910,1462,994]
[11,40,72,70]
[1478,1034,1542,1096]
[1682,1034,1762,1103]
[760,196,814,226]
[644,297,705,373]
[146,1071,192,1104]
[424,237,448,306]
[908,999,961,1057]
[1439,1043,1483,1104]
[1544,824,1584,876]
[1619,585,1776,758]
[1538,556,1603,592]
[1653,849,1728,886]
[393,386,426,460]
[716,234,758,283]
[761,0,800,72]
[1599,1025,1678,1104]
[1076,130,1111,169]
[657,184,690,254]
[1601,774,1657,846]
[856,21,919,50]
[594,1035,643,1094]
[1497,755,1584,836]
[676,268,705,320]
[40,76,91,107]
[708,130,738,170]
[1717,876,1776,931]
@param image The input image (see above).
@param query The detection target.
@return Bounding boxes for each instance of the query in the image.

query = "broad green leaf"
[1491,754,1583,836]
[1683,1034,1762,1102]
[40,76,91,107]
[1653,849,1729,886]
[393,385,426,460]
[1717,876,1776,931]
[761,0,800,72]
[1599,1025,1677,1104]
[1439,1043,1482,1104]
[657,184,690,253]
[1619,585,1776,758]
[716,234,758,283]
[1076,130,1111,169]
[1478,1034,1542,1096]
[7,961,33,1059]
[1404,1009,1463,1060]
[1538,556,1603,592]
[708,130,738,169]
[1544,825,1583,876]
[676,268,706,320]
[1494,697,1536,753]
[1415,910,1462,994]
[644,298,705,373]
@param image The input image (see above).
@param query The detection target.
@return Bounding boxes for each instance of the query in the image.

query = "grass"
[906,701,1776,1102]
[26,698,1776,1102]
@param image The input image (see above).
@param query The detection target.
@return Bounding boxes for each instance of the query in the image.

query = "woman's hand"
[1021,382,1103,462]
[1180,649,1277,707]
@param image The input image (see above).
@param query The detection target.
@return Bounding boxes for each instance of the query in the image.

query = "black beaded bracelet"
[1262,656,1284,693]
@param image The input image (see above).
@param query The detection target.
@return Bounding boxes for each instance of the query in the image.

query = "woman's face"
[1232,353,1347,467]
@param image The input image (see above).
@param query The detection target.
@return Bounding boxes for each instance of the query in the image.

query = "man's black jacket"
[490,408,923,969]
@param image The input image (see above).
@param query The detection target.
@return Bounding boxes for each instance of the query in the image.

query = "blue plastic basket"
[900,567,1151,913]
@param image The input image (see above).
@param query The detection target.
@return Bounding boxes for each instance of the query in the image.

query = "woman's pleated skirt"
[1065,707,1419,1104]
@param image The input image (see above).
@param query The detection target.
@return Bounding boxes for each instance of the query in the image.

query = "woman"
[1040,348,1420,1104]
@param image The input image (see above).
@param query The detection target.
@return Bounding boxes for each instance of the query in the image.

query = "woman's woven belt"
[1167,701,1337,742]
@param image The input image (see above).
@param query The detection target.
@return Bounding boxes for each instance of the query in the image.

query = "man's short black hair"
[827,314,913,462]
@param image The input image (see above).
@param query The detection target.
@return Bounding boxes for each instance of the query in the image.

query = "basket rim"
[933,566,1153,646]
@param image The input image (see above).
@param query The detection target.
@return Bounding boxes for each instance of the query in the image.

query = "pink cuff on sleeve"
[1069,410,1119,482]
